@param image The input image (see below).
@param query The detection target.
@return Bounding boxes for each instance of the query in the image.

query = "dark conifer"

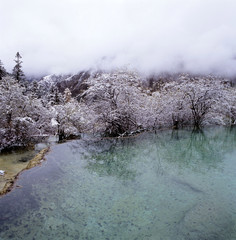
[12,52,25,82]
[0,60,7,80]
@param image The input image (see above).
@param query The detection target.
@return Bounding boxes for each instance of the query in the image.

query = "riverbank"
[0,148,49,196]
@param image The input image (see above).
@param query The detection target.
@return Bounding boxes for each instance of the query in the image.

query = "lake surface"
[0,127,236,240]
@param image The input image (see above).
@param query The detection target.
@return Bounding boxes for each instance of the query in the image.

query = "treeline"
[78,70,236,137]
[0,54,236,151]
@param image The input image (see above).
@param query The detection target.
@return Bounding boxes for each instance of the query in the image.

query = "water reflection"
[86,138,138,180]
[83,127,236,179]
[162,129,222,171]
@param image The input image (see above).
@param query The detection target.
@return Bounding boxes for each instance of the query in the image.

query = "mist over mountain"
[1,0,236,77]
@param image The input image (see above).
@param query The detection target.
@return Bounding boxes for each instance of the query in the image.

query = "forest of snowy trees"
[0,53,236,151]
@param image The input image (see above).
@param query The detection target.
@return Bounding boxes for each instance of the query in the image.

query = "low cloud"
[1,0,236,76]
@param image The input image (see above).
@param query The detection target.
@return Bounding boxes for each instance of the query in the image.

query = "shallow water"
[0,140,53,191]
[0,149,36,190]
[0,127,236,240]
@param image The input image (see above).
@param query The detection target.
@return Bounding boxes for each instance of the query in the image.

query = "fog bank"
[1,0,236,76]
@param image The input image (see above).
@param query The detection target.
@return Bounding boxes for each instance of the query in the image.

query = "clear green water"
[0,127,236,240]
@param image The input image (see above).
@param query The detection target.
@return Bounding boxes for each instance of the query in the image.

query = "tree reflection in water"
[85,137,139,180]
[73,126,236,180]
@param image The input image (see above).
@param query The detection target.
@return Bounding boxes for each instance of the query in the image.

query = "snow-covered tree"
[48,85,63,105]
[79,69,143,136]
[52,98,82,141]
[64,88,72,103]
[12,52,25,83]
[0,76,53,150]
[0,60,7,80]
[1,66,236,150]
[78,70,236,135]
[27,80,41,99]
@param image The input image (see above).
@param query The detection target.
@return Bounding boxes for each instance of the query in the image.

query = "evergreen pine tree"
[49,85,63,105]
[29,80,40,99]
[0,60,7,80]
[12,52,25,82]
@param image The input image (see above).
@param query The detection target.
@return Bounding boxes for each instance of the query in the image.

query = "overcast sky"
[1,0,236,76]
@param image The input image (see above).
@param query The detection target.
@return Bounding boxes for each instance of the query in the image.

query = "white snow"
[51,118,59,127]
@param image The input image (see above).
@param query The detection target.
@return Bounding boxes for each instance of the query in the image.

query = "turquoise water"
[0,127,236,240]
